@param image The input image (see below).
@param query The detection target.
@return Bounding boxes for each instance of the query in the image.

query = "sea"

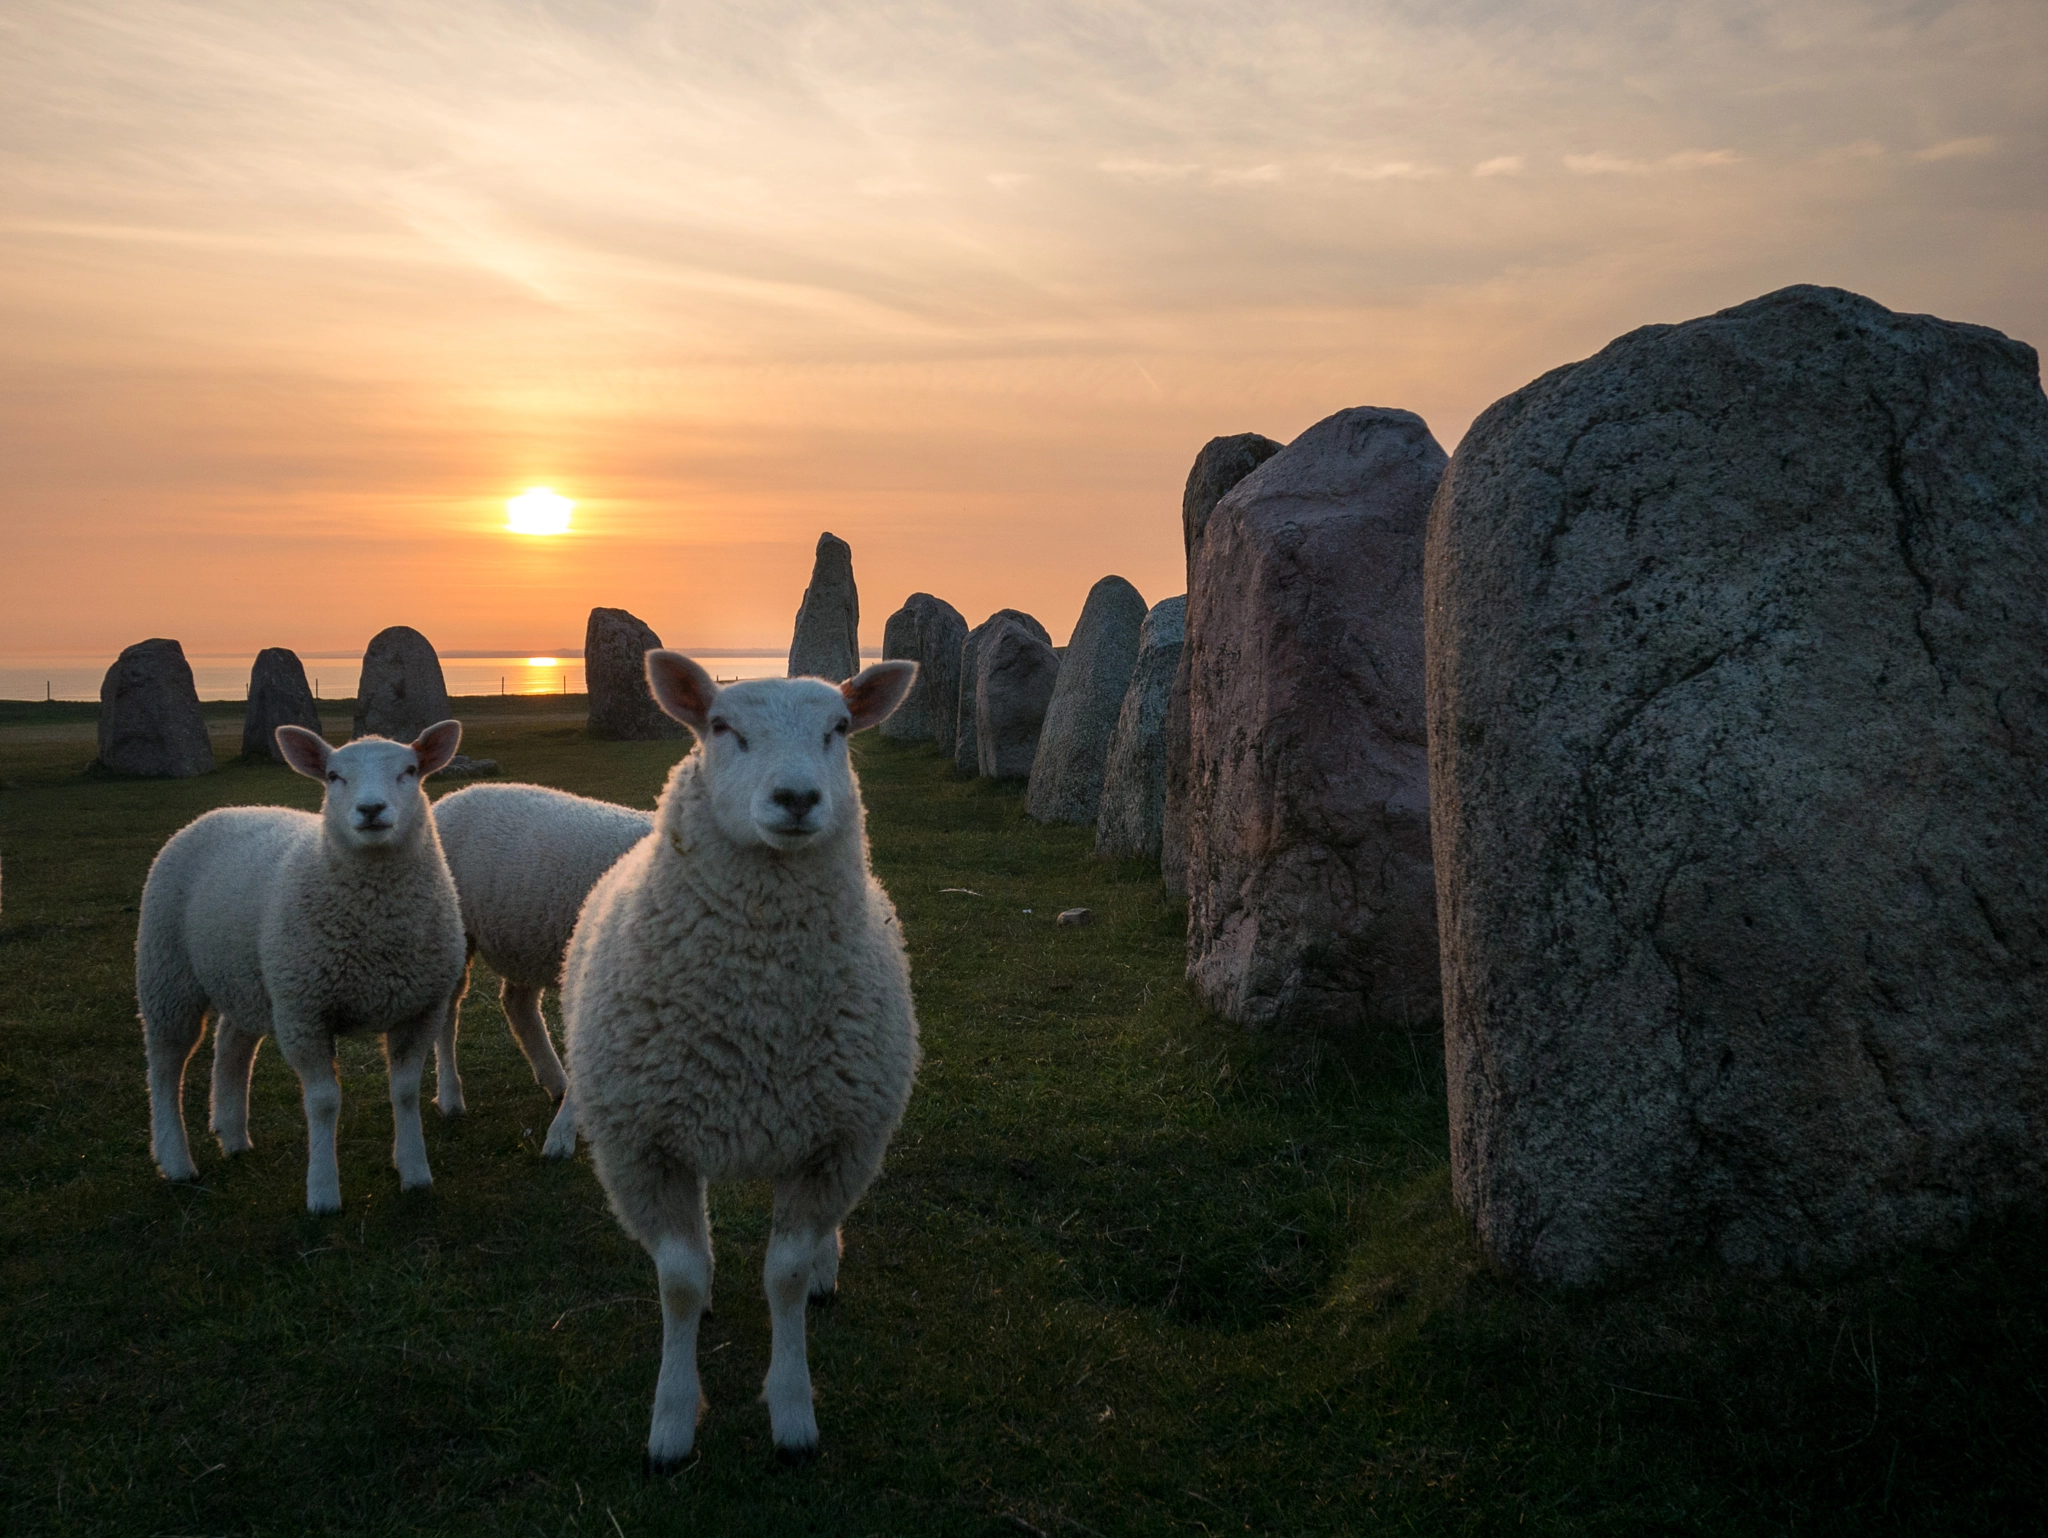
[0,650,867,703]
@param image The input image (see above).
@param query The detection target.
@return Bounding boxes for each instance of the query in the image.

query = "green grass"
[1,701,2042,1536]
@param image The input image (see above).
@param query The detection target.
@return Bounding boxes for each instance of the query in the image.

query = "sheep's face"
[277,722,463,850]
[647,652,917,854]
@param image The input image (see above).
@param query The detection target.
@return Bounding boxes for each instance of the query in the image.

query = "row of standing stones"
[75,285,2048,1291]
[92,626,495,776]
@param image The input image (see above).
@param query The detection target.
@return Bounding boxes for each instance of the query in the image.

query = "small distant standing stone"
[880,594,967,744]
[241,647,322,761]
[352,626,452,741]
[975,617,1062,779]
[1164,432,1283,894]
[1096,595,1186,862]
[953,609,1051,775]
[1184,406,1446,1038]
[97,638,215,778]
[586,607,686,741]
[1026,576,1148,825]
[787,531,860,682]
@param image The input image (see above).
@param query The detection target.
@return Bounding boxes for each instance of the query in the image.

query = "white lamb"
[430,783,652,1115]
[138,723,468,1213]
[543,651,919,1467]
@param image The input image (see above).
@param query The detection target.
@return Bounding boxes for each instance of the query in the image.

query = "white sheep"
[137,723,468,1213]
[430,783,653,1115]
[542,651,919,1467]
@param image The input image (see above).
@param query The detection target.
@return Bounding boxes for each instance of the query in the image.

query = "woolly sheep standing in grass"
[138,723,467,1213]
[543,651,919,1467]
[430,783,652,1115]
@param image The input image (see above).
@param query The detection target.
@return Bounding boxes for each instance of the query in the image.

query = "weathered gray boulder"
[352,626,452,741]
[787,531,860,681]
[1185,406,1444,1038]
[97,638,214,778]
[975,618,1062,779]
[1428,284,2048,1286]
[953,609,1051,774]
[1096,596,1186,861]
[880,594,968,744]
[1164,432,1284,894]
[1026,577,1148,824]
[586,607,686,741]
[241,647,322,760]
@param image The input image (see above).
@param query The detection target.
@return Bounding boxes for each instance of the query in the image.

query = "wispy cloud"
[1564,149,1742,175]
[1473,156,1525,178]
[1913,136,1998,163]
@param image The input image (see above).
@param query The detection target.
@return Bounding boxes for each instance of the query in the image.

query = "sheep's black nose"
[772,788,821,815]
[355,801,388,819]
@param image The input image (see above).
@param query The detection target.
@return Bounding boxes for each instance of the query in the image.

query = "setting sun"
[525,656,558,667]
[506,487,573,536]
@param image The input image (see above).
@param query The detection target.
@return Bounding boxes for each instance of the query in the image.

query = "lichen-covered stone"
[1185,407,1444,1037]
[98,638,214,777]
[1096,596,1185,862]
[241,647,322,761]
[787,532,860,682]
[352,626,451,741]
[1026,576,1148,825]
[954,609,1050,774]
[586,607,686,741]
[1164,432,1282,894]
[1427,284,2048,1284]
[880,594,968,744]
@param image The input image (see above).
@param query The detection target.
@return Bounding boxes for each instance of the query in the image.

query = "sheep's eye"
[326,771,342,784]
[402,765,417,778]
[710,719,748,750]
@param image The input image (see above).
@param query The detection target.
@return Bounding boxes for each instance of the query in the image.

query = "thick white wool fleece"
[560,748,917,1236]
[435,783,652,988]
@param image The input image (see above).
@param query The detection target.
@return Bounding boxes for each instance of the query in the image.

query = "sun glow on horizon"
[506,487,573,536]
[525,656,559,667]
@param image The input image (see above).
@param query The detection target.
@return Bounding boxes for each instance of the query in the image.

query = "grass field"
[1,700,2043,1536]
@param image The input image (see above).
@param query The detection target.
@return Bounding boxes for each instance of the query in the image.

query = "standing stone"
[1185,406,1444,1037]
[586,607,686,742]
[1026,577,1148,824]
[1164,432,1284,894]
[97,638,214,778]
[1428,284,2048,1286]
[953,609,1051,775]
[241,647,322,760]
[352,626,451,741]
[880,594,968,744]
[975,618,1062,779]
[1096,596,1186,861]
[787,532,860,681]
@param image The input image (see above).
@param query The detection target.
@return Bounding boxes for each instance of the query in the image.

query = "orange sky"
[4,0,2044,655]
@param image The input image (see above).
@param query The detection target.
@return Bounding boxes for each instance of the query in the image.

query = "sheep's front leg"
[501,981,568,1107]
[385,1016,436,1192]
[766,1160,874,1459]
[208,1017,264,1155]
[612,1164,712,1472]
[276,1025,343,1214]
[433,952,472,1118]
[541,1090,578,1158]
[143,1002,207,1183]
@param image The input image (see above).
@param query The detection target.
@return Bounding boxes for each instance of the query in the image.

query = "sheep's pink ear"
[276,725,332,781]
[411,720,463,777]
[647,650,717,733]
[841,660,918,733]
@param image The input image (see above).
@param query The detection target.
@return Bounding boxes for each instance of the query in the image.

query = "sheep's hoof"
[644,1450,691,1478]
[773,1440,819,1468]
[436,1103,466,1120]
[807,1287,838,1308]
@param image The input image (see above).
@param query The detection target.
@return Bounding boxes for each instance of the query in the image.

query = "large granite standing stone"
[97,638,214,777]
[787,531,860,681]
[880,593,968,744]
[586,607,686,741]
[1026,576,1148,824]
[1185,406,1444,1036]
[953,609,1051,774]
[1164,432,1284,894]
[241,647,322,760]
[352,626,451,741]
[975,618,1062,779]
[1427,284,2048,1286]
[1096,595,1186,861]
